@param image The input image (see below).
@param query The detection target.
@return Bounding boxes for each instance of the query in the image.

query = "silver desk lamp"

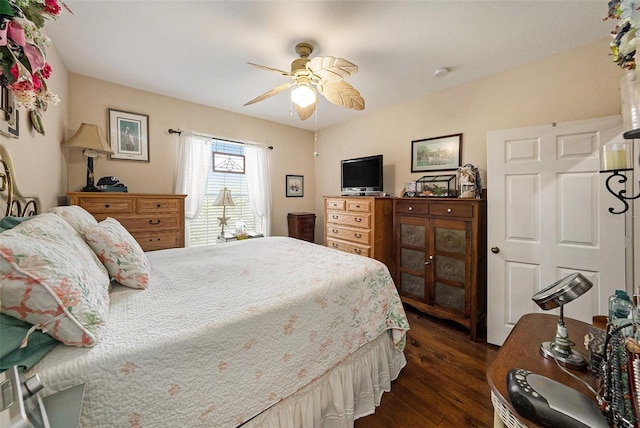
[532,273,593,370]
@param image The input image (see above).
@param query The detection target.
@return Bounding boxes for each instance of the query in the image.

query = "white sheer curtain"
[174,131,211,246]
[245,142,272,236]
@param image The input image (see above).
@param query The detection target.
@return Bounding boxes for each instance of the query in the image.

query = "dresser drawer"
[326,211,371,229]
[429,202,473,218]
[325,199,346,210]
[346,200,371,213]
[395,200,429,216]
[77,198,135,214]
[326,238,371,257]
[118,215,180,232]
[137,198,181,213]
[133,231,181,251]
[326,224,371,245]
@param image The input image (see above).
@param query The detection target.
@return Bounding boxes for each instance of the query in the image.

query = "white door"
[487,116,627,346]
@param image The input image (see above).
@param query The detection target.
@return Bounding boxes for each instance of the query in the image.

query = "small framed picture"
[286,175,304,197]
[411,133,462,172]
[108,109,149,162]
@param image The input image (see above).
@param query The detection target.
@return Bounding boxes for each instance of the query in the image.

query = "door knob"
[491,247,500,254]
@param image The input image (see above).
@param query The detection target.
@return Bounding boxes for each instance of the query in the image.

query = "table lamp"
[532,272,593,370]
[213,187,234,237]
[62,123,114,192]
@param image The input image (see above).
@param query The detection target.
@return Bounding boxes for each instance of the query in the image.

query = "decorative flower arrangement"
[0,0,66,133]
[607,0,640,70]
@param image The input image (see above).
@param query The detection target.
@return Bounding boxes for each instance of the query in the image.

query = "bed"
[0,147,409,427]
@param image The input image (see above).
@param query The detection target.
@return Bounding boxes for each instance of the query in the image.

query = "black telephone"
[506,368,608,428]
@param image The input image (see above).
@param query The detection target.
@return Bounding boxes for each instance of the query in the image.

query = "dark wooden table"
[486,313,598,427]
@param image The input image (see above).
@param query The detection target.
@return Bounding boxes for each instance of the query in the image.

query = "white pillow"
[0,213,111,346]
[84,217,150,289]
[48,205,98,234]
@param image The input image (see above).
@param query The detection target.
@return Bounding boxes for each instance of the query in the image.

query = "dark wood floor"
[355,306,499,427]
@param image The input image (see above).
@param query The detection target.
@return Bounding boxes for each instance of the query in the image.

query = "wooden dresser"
[324,196,394,277]
[287,212,316,242]
[68,192,186,251]
[394,197,486,340]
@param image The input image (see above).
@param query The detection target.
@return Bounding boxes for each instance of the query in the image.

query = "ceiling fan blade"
[295,101,316,121]
[307,57,358,83]
[247,62,292,77]
[244,82,294,106]
[317,81,365,110]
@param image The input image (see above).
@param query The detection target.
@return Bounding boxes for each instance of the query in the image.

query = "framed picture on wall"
[286,175,304,197]
[411,133,462,172]
[108,108,149,162]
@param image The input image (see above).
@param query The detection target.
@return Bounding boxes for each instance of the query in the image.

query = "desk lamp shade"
[62,123,113,192]
[213,187,235,237]
[532,273,593,370]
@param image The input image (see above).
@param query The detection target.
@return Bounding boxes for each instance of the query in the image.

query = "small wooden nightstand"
[287,212,316,242]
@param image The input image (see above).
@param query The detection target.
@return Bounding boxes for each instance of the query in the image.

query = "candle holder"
[600,133,639,214]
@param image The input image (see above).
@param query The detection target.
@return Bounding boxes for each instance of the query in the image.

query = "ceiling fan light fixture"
[291,83,316,108]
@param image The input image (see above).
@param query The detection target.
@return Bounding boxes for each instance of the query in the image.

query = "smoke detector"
[434,67,449,78]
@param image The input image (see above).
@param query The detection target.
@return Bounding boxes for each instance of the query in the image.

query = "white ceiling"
[46,1,614,131]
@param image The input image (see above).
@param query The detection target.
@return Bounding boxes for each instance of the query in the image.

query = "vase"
[620,71,640,131]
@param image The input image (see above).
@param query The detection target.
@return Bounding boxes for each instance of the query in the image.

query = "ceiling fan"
[243,42,365,121]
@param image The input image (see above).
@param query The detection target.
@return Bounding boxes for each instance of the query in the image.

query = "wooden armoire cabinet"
[393,198,487,340]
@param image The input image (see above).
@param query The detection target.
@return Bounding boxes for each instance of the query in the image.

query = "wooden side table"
[486,313,597,428]
[287,212,316,242]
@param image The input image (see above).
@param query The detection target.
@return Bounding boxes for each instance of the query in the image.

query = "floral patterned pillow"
[0,213,111,347]
[84,218,150,289]
[48,205,98,234]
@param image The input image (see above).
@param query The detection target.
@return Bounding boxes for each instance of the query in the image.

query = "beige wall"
[0,43,68,212]
[314,38,625,241]
[66,75,316,236]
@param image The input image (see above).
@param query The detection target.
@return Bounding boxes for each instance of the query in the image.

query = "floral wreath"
[607,0,640,70]
[0,0,67,134]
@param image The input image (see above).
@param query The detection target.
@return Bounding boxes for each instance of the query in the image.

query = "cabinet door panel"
[400,272,425,299]
[401,248,425,272]
[435,255,465,283]
[434,227,466,254]
[435,281,465,312]
[400,223,425,247]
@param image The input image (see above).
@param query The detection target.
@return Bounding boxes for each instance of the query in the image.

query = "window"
[189,140,260,246]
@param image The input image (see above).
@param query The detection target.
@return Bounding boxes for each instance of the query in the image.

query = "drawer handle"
[157,203,162,208]
[104,204,110,208]
[447,208,452,213]
[332,215,339,220]
[354,233,362,238]
[149,219,162,225]
[332,228,339,233]
[354,217,362,222]
[355,204,360,208]
[408,206,413,211]
[354,248,362,254]
[332,243,338,248]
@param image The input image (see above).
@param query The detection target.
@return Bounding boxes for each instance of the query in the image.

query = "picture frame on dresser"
[108,109,149,162]
[411,133,462,172]
[286,175,304,197]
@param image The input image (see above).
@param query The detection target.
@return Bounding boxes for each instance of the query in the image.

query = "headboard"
[0,143,39,217]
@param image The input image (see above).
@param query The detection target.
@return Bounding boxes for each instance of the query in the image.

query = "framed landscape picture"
[411,133,462,172]
[108,109,149,162]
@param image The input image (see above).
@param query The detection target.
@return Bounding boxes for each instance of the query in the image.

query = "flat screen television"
[341,154,383,195]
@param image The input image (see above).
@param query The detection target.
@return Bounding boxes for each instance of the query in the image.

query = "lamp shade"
[291,84,316,108]
[213,188,235,207]
[62,123,113,155]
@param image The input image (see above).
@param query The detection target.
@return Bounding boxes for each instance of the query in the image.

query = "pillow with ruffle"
[0,213,110,347]
[84,217,150,289]
[48,205,98,234]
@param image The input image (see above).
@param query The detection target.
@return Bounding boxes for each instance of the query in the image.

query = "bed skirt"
[243,331,406,428]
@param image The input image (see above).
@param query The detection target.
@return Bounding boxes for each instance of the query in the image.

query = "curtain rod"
[168,128,273,150]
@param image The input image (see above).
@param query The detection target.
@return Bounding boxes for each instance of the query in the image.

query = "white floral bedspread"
[29,237,409,427]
